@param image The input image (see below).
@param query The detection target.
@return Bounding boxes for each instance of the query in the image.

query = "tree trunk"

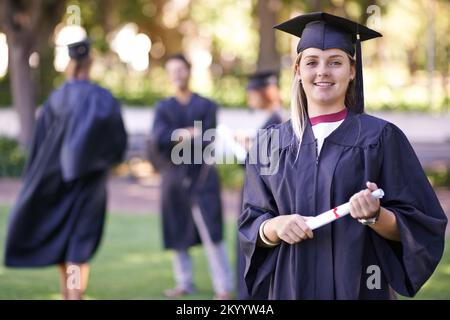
[1,0,40,148]
[256,0,280,72]
[1,0,66,148]
[8,41,36,147]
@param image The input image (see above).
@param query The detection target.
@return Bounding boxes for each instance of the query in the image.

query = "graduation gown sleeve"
[202,100,217,131]
[369,123,447,297]
[152,101,176,153]
[238,132,281,297]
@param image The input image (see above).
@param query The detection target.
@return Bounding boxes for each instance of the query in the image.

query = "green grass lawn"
[0,205,449,300]
[0,205,237,300]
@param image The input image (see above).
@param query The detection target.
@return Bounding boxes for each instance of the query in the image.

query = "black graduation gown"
[237,110,284,299]
[239,110,447,299]
[151,93,223,250]
[5,80,127,267]
[260,110,284,130]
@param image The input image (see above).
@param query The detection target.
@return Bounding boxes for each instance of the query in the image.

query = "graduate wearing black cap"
[238,12,447,299]
[68,38,91,60]
[236,70,287,299]
[4,38,127,299]
[246,71,286,128]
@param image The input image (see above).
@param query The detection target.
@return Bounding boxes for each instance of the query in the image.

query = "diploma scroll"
[306,189,385,230]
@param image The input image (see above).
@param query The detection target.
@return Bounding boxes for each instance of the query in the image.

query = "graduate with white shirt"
[239,12,447,299]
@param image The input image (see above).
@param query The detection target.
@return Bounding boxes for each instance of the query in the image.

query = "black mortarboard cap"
[246,71,279,90]
[274,12,382,113]
[68,38,91,61]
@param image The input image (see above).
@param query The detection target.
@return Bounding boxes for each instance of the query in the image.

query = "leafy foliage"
[0,137,27,177]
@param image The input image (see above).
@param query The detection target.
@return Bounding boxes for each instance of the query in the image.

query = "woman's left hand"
[349,181,381,220]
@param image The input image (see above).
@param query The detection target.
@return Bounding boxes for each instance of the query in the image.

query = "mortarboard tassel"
[355,33,364,113]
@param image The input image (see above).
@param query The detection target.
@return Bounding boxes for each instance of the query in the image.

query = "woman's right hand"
[264,215,314,245]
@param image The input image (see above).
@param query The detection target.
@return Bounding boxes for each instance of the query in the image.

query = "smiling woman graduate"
[238,12,447,300]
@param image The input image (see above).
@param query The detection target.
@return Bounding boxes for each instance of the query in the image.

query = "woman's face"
[297,48,355,109]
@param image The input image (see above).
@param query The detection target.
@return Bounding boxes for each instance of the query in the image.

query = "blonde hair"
[290,52,356,142]
[290,53,308,143]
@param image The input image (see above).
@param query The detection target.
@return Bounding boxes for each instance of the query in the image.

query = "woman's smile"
[313,81,335,87]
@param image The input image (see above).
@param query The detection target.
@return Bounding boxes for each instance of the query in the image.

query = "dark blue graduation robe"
[239,110,447,299]
[260,110,284,131]
[5,80,127,267]
[151,93,223,250]
[237,109,284,299]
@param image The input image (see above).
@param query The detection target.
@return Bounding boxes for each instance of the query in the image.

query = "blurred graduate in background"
[150,54,233,300]
[246,71,286,129]
[236,70,287,299]
[4,38,127,300]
